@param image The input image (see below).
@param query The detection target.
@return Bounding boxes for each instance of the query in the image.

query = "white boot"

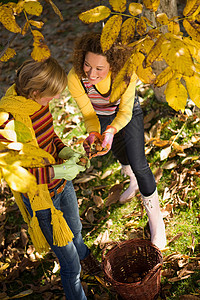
[119,165,139,204]
[142,189,167,250]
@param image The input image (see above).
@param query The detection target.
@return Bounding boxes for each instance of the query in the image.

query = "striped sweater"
[0,105,65,189]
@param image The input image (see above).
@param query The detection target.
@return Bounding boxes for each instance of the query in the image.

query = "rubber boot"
[142,189,167,250]
[119,164,139,204]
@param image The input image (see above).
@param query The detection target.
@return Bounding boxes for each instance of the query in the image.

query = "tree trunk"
[140,0,179,102]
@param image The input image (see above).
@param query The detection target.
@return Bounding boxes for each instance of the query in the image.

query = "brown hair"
[73,32,132,81]
[15,57,68,100]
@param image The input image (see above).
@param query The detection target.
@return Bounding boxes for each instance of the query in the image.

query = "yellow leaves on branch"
[31,30,51,62]
[155,66,174,87]
[0,48,16,62]
[101,15,122,52]
[136,16,147,36]
[161,35,195,77]
[79,6,111,23]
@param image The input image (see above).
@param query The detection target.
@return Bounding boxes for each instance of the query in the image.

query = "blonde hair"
[15,57,67,100]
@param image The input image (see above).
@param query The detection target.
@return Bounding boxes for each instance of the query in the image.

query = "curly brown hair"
[72,32,132,81]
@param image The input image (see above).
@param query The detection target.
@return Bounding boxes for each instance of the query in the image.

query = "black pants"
[97,98,156,196]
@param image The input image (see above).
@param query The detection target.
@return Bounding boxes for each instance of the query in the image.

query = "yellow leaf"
[4,120,32,143]
[173,141,184,152]
[140,36,155,55]
[161,35,195,76]
[0,112,9,125]
[15,0,25,14]
[164,75,188,112]
[110,54,137,103]
[155,66,174,87]
[1,164,36,193]
[0,5,21,33]
[156,13,169,25]
[109,0,126,12]
[129,2,143,16]
[168,19,180,35]
[121,17,135,44]
[0,48,16,62]
[184,74,200,108]
[101,15,122,52]
[137,64,156,84]
[45,0,63,21]
[136,16,147,36]
[24,1,43,16]
[146,35,166,67]
[183,19,200,42]
[29,20,44,29]
[79,6,111,24]
[31,30,51,61]
[143,0,160,11]
[183,0,200,16]
[183,37,200,63]
[10,289,33,299]
[147,29,160,39]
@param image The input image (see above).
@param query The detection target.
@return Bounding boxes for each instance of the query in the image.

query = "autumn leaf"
[168,18,180,34]
[155,66,174,87]
[121,18,135,45]
[1,163,36,193]
[156,13,169,25]
[0,48,16,62]
[145,35,166,67]
[129,2,143,16]
[3,120,32,143]
[136,16,147,36]
[183,37,200,63]
[164,75,188,112]
[183,0,200,17]
[24,1,43,16]
[109,0,126,12]
[136,52,156,84]
[143,0,160,12]
[0,5,21,33]
[183,19,200,42]
[101,15,122,52]
[79,6,111,24]
[0,112,9,126]
[45,0,64,21]
[184,74,200,108]
[110,54,137,103]
[31,30,51,61]
[161,35,195,76]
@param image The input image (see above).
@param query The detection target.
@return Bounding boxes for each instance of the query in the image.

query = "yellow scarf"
[0,85,73,253]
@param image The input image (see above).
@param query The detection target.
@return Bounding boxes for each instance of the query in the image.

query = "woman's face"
[83,52,110,85]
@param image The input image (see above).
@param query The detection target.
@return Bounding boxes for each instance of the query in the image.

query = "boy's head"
[15,57,68,102]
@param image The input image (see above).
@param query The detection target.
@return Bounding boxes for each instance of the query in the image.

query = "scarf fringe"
[29,215,50,253]
[51,208,74,247]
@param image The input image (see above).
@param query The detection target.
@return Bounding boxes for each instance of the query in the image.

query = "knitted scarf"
[0,85,73,253]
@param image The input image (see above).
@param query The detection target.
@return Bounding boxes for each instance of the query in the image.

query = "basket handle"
[142,263,162,284]
[102,241,120,260]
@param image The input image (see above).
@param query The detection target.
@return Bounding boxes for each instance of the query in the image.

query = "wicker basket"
[102,239,163,300]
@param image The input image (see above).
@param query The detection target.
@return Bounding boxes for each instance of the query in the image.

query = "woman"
[0,57,100,300]
[67,32,166,250]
